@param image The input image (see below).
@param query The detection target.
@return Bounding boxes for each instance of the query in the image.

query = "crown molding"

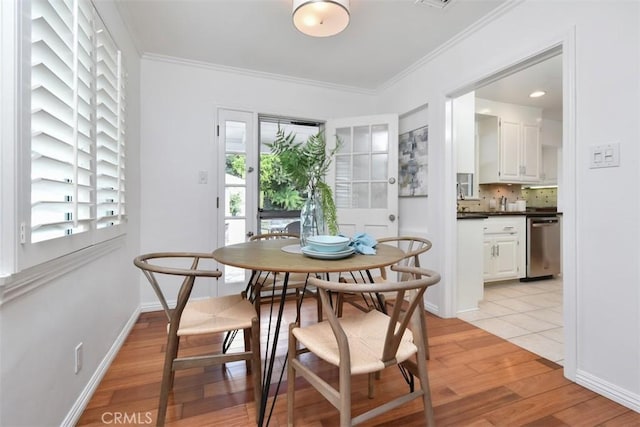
[141,52,377,96]
[378,0,526,92]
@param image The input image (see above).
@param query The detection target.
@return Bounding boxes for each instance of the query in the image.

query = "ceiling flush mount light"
[292,0,350,37]
[529,90,547,98]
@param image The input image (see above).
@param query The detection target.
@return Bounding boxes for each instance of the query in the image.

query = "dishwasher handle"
[531,218,559,227]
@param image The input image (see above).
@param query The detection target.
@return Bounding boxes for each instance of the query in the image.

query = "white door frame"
[216,108,258,295]
[444,30,577,379]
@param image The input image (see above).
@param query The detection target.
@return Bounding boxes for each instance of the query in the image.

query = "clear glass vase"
[300,188,326,247]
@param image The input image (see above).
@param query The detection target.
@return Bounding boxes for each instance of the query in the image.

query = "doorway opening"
[452,49,565,364]
[257,116,323,235]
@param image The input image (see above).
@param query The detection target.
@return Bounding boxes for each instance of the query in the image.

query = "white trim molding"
[61,307,141,427]
[379,0,526,92]
[0,0,18,278]
[142,52,376,96]
[0,235,126,306]
[576,369,640,413]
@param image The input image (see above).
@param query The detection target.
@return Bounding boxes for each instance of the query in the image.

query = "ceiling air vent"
[414,0,454,9]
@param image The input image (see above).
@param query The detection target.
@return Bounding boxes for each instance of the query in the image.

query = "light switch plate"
[590,143,620,169]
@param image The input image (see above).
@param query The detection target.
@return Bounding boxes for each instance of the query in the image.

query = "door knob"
[247,166,254,173]
[246,231,254,237]
[389,214,396,222]
[388,177,396,184]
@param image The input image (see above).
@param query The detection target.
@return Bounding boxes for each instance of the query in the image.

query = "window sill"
[0,235,125,306]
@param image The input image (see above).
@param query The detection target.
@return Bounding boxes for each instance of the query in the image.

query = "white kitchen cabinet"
[454,91,476,175]
[483,235,519,280]
[457,218,484,312]
[540,144,558,184]
[479,116,541,184]
[521,123,541,181]
[483,216,526,282]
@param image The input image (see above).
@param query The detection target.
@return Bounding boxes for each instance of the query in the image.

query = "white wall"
[0,1,142,425]
[139,58,378,303]
[377,0,639,411]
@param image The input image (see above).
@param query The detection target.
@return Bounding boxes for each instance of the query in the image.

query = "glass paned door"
[326,115,399,239]
[217,109,256,295]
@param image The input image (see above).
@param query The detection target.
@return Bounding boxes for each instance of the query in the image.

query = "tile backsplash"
[521,187,558,208]
[458,184,557,211]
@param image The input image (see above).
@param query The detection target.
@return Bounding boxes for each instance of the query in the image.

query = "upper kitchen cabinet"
[454,91,477,198]
[477,98,542,184]
[454,92,476,174]
[539,118,562,185]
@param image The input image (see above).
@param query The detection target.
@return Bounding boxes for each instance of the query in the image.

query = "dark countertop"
[456,213,489,220]
[457,210,562,220]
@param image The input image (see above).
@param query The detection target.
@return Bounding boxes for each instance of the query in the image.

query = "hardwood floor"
[77,299,639,426]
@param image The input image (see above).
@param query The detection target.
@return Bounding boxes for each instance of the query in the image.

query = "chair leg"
[243,327,252,373]
[157,333,180,426]
[420,310,430,360]
[336,292,344,317]
[251,317,262,424]
[367,372,375,398]
[287,323,298,427]
[414,320,435,426]
[338,354,352,427]
[316,290,323,321]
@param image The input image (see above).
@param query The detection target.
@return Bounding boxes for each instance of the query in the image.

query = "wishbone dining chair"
[133,252,261,426]
[287,265,441,427]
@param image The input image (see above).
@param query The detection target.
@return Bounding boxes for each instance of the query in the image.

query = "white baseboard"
[425,300,440,315]
[61,307,141,427]
[140,300,164,313]
[576,369,640,412]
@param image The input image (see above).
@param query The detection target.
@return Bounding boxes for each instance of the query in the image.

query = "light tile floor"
[458,277,564,365]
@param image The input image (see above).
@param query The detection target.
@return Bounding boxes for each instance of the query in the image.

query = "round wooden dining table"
[211,238,405,426]
[212,237,405,274]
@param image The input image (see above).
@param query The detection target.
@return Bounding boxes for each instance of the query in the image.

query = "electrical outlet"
[198,170,208,184]
[75,343,83,374]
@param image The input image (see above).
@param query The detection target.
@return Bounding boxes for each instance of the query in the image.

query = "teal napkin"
[349,233,377,255]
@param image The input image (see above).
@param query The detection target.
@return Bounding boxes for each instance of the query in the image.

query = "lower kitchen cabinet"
[483,217,526,282]
[483,235,519,280]
[457,218,485,312]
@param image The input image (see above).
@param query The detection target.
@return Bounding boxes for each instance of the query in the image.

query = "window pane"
[371,154,387,180]
[372,124,388,151]
[336,127,351,153]
[353,154,369,180]
[224,219,246,283]
[226,121,246,153]
[335,155,351,181]
[371,183,387,208]
[225,187,245,217]
[335,182,351,209]
[353,126,370,152]
[353,183,369,208]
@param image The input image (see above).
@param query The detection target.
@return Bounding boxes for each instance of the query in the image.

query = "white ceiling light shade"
[292,0,350,37]
[529,90,547,98]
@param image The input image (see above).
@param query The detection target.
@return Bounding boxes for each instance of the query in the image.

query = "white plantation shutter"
[29,0,125,244]
[30,0,81,242]
[96,26,125,228]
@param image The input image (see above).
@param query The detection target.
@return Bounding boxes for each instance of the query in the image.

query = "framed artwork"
[398,125,428,197]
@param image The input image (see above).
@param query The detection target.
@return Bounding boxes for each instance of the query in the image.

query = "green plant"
[229,192,242,216]
[267,127,340,234]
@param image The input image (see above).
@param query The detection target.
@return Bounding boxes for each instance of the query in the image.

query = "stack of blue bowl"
[301,235,354,259]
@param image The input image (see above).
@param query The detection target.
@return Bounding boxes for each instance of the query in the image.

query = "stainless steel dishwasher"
[525,216,561,280]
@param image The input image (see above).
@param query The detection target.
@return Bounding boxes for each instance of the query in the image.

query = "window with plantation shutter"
[96,23,125,229]
[29,0,125,244]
